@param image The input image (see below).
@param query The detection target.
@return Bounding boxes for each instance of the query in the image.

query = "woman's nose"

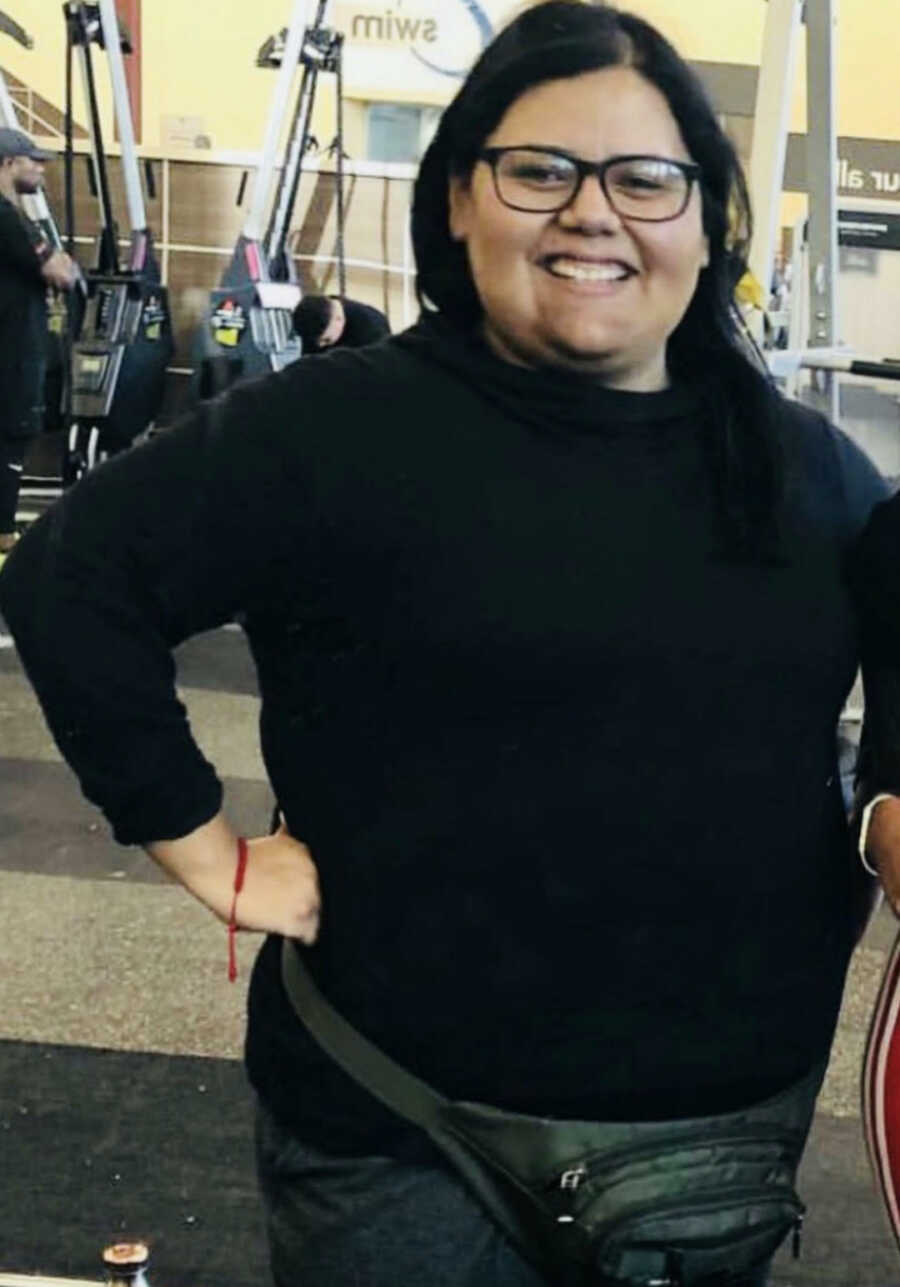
[558,174,624,231]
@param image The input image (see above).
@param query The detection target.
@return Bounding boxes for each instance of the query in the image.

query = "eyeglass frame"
[475,147,704,222]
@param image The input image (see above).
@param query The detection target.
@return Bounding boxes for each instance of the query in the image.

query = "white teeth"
[547,259,631,282]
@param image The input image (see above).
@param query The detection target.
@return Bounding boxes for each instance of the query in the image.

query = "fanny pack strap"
[280,939,596,1282]
[280,937,450,1128]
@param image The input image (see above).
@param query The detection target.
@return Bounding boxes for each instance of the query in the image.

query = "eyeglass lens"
[493,151,692,219]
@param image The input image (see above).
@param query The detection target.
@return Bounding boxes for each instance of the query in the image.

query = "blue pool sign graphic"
[412,0,494,78]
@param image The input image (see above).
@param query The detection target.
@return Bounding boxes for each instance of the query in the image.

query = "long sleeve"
[0,196,50,284]
[0,373,314,844]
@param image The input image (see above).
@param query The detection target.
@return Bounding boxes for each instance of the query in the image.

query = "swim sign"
[340,0,494,77]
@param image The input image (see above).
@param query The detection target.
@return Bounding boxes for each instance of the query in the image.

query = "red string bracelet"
[228,837,249,983]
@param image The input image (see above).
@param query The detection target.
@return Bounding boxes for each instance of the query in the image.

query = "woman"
[0,4,886,1284]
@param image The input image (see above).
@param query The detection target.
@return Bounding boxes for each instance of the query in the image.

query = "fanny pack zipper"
[546,1125,803,1211]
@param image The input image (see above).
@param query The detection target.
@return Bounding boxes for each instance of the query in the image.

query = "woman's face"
[448,67,710,390]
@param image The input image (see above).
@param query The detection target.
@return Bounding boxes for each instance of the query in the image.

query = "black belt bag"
[281,941,824,1286]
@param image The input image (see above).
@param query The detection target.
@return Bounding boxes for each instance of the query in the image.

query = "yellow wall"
[3,0,898,155]
[141,0,290,152]
[622,0,897,138]
[5,0,333,153]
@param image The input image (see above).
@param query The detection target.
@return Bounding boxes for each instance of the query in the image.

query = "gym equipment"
[748,0,841,418]
[772,200,900,478]
[62,0,173,481]
[193,0,347,399]
[748,0,900,438]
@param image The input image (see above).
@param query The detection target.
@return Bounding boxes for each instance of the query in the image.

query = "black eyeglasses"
[476,147,703,222]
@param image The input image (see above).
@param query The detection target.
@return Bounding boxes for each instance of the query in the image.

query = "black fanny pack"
[281,940,824,1286]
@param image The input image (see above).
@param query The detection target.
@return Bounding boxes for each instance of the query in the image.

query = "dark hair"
[412,1,784,561]
[293,294,337,349]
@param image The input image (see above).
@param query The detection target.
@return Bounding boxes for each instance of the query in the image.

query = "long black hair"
[412,1,784,562]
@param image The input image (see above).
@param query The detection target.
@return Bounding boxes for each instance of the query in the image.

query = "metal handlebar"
[769,348,900,383]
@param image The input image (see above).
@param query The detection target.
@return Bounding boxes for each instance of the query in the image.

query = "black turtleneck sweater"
[0,318,886,1155]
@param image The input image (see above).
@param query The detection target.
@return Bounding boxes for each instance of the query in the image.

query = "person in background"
[0,4,888,1283]
[292,292,390,354]
[0,128,77,565]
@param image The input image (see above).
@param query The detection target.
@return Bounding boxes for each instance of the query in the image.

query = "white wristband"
[859,793,899,877]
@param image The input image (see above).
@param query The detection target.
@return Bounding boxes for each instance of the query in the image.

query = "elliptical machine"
[193,0,347,399]
[62,0,173,482]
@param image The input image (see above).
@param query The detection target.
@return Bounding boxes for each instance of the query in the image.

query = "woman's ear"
[448,174,472,243]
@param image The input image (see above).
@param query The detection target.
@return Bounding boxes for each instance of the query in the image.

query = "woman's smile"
[539,254,638,286]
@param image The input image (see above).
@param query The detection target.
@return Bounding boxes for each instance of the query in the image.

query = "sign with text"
[785,135,900,202]
[161,114,212,150]
[336,4,440,48]
[839,209,900,251]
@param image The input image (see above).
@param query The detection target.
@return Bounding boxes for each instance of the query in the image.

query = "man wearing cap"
[0,127,77,563]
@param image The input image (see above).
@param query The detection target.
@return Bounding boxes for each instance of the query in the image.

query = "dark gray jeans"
[255,1101,771,1287]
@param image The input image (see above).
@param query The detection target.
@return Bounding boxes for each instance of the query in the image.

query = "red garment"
[864,926,900,1253]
